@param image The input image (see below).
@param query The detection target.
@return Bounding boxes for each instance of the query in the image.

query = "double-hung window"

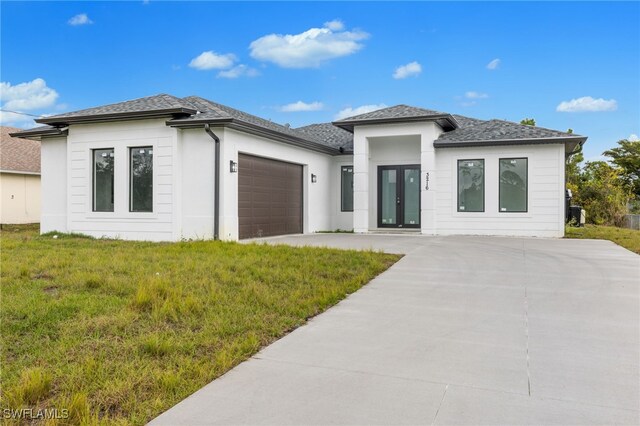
[130,147,153,212]
[499,158,528,212]
[93,148,115,212]
[457,159,484,212]
[341,166,354,212]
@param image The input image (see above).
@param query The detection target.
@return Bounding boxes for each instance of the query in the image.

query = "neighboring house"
[1,126,41,224]
[11,94,586,241]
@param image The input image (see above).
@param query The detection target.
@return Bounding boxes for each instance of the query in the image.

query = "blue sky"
[1,1,638,160]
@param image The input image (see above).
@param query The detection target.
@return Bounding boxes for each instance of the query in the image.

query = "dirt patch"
[32,272,54,280]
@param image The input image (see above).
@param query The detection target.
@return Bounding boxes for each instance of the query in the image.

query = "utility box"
[569,206,585,227]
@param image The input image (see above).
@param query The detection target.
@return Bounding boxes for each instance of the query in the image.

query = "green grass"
[565,224,640,254]
[0,225,400,425]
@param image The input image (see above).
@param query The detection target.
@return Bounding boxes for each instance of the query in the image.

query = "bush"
[573,161,630,226]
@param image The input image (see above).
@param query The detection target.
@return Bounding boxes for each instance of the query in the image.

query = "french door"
[377,165,421,228]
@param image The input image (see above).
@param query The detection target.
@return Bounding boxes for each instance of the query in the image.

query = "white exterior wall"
[40,136,67,233]
[179,127,217,239]
[65,119,178,241]
[434,144,566,237]
[0,172,41,224]
[217,128,335,240]
[332,155,354,231]
[367,135,421,228]
[36,116,567,241]
[352,122,440,233]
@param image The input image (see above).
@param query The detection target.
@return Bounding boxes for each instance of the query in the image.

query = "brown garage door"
[238,154,303,239]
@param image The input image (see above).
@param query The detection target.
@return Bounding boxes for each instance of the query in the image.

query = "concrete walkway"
[151,234,640,425]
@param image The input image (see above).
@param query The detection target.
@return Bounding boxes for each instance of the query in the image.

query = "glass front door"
[378,165,421,228]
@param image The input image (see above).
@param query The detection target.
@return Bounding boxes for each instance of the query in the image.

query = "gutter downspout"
[204,124,221,240]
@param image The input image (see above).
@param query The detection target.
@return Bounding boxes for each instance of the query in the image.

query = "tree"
[573,161,631,226]
[520,118,536,126]
[603,139,640,198]
[566,144,584,188]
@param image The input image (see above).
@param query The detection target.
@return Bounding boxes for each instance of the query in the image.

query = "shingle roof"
[1,126,41,174]
[436,117,583,144]
[295,123,354,152]
[177,96,315,142]
[334,104,449,122]
[332,104,458,132]
[12,93,585,153]
[36,94,197,125]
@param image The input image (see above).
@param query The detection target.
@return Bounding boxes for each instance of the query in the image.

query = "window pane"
[500,158,528,212]
[93,149,114,212]
[341,166,354,212]
[381,169,397,225]
[458,160,484,212]
[130,147,153,212]
[403,168,420,225]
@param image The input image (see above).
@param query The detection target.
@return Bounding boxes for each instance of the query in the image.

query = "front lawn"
[0,225,400,424]
[565,224,640,254]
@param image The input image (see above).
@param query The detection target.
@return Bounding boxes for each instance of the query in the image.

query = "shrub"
[573,161,630,226]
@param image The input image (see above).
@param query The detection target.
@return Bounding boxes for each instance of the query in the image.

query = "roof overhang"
[332,114,459,133]
[9,127,69,140]
[167,118,341,156]
[35,108,198,126]
[434,136,588,154]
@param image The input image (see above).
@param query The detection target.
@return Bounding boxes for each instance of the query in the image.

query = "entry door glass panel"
[380,169,397,225]
[403,168,420,225]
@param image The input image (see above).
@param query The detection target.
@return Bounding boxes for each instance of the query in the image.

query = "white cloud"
[628,134,639,142]
[0,110,37,127]
[324,20,344,31]
[556,96,618,112]
[189,51,237,70]
[335,104,387,120]
[465,91,489,99]
[217,64,260,79]
[249,23,369,68]
[279,101,324,112]
[0,78,59,110]
[393,61,422,79]
[486,58,500,70]
[68,13,93,26]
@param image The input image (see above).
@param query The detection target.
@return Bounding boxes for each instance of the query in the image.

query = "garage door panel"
[238,154,303,239]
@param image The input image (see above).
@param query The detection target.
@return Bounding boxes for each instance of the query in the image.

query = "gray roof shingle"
[12,93,585,152]
[36,94,197,124]
[1,126,41,174]
[334,104,449,122]
[436,117,583,145]
[177,96,316,141]
[295,123,354,152]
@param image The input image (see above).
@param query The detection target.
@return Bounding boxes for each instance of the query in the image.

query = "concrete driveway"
[151,234,640,425]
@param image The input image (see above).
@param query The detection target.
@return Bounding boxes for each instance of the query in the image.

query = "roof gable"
[335,104,448,122]
[332,104,458,132]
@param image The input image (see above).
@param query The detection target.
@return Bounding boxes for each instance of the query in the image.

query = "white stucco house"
[11,94,586,241]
